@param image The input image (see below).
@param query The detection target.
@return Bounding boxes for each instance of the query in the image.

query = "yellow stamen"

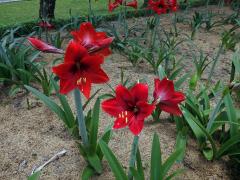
[77,78,82,85]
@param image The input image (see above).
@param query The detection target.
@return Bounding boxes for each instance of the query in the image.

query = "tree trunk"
[48,0,56,19]
[39,0,56,20]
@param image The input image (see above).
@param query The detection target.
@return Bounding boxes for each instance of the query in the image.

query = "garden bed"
[0,5,239,180]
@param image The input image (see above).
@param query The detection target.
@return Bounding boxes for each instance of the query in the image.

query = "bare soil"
[0,5,239,180]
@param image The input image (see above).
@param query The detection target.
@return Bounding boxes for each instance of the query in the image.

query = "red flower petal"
[89,37,114,56]
[159,102,182,116]
[77,79,92,99]
[137,101,155,120]
[81,54,104,67]
[80,55,109,83]
[154,78,184,116]
[130,83,149,102]
[153,78,174,101]
[71,22,96,46]
[108,0,119,12]
[113,117,129,129]
[71,22,113,57]
[128,117,144,135]
[102,83,154,135]
[115,85,133,109]
[64,41,88,63]
[52,63,75,79]
[171,92,185,103]
[148,0,168,15]
[94,48,112,57]
[59,79,76,94]
[126,0,138,9]
[85,68,109,84]
[53,40,108,96]
[102,98,123,117]
[28,37,64,54]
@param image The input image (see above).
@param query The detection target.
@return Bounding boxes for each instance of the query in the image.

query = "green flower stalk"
[74,89,89,146]
[128,135,139,179]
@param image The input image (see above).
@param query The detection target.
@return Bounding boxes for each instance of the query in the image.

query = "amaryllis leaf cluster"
[102,78,185,135]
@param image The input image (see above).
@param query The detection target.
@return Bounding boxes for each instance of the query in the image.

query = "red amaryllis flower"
[71,22,114,57]
[52,40,109,98]
[167,0,178,12]
[102,83,155,135]
[153,78,185,116]
[38,21,55,29]
[108,0,122,11]
[28,37,64,54]
[126,0,138,9]
[108,0,138,12]
[148,0,167,15]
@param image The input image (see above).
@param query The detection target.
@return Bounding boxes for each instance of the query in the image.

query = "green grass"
[0,0,203,27]
[0,0,110,26]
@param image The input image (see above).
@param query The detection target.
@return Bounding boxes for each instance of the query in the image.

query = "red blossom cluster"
[108,0,138,12]
[28,22,113,98]
[28,21,185,136]
[102,78,185,135]
[148,0,178,15]
[52,23,113,98]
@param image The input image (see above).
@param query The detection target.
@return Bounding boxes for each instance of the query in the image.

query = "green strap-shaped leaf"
[87,153,102,174]
[174,73,190,90]
[150,133,162,180]
[175,131,187,162]
[82,89,101,110]
[206,98,223,132]
[99,140,127,180]
[216,134,240,159]
[27,171,41,180]
[169,68,182,80]
[89,98,100,154]
[182,107,217,160]
[97,129,112,161]
[223,92,238,137]
[182,107,206,144]
[50,77,75,128]
[82,166,94,180]
[136,148,145,180]
[162,148,183,177]
[209,111,227,135]
[129,167,142,180]
[158,65,166,80]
